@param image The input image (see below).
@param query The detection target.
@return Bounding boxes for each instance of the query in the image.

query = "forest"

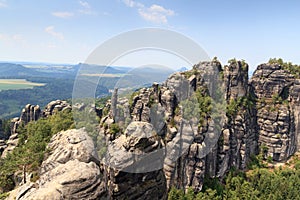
[168,154,300,200]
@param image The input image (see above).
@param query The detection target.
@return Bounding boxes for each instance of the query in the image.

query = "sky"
[0,0,300,71]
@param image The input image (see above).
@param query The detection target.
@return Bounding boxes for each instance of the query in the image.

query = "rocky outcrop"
[42,100,71,117]
[1,103,41,158]
[8,128,106,200]
[219,60,258,175]
[0,139,6,155]
[9,101,70,138]
[102,122,167,200]
[162,60,258,191]
[0,119,9,156]
[10,104,41,137]
[1,132,18,158]
[0,119,3,139]
[3,59,300,199]
[8,125,168,200]
[250,64,300,161]
[97,59,297,193]
[290,79,300,151]
[1,100,71,158]
[97,60,259,193]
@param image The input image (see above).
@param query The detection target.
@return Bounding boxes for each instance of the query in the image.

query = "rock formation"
[1,100,71,158]
[0,139,6,155]
[0,119,3,139]
[7,128,106,200]
[220,60,258,174]
[97,59,299,194]
[8,126,167,200]
[102,122,167,200]
[42,100,71,117]
[2,59,300,199]
[250,63,300,161]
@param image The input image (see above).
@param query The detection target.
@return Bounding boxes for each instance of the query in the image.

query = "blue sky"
[0,0,299,71]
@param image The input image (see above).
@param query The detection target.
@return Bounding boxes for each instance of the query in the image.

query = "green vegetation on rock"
[180,88,212,125]
[226,96,254,119]
[269,58,300,78]
[0,110,75,192]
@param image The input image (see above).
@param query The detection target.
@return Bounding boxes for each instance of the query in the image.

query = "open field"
[81,73,125,77]
[0,79,45,91]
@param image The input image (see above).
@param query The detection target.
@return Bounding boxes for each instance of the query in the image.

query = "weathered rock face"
[163,63,213,192]
[42,100,71,117]
[10,104,41,137]
[0,120,8,155]
[3,59,300,199]
[162,60,258,191]
[14,109,167,200]
[0,119,3,139]
[1,115,23,158]
[98,60,259,193]
[8,128,106,200]
[102,122,167,200]
[250,64,300,161]
[1,100,71,158]
[0,139,6,155]
[223,61,249,100]
[219,60,258,176]
[290,79,300,151]
[0,132,18,158]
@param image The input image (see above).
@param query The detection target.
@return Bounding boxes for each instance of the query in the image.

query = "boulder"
[9,128,106,200]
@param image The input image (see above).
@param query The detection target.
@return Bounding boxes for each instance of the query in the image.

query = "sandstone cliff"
[250,63,300,161]
[97,59,299,194]
[2,59,300,199]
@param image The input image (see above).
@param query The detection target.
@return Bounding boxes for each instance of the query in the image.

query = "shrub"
[0,110,75,191]
[109,123,120,135]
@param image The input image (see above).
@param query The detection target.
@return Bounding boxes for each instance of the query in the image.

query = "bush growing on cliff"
[272,93,283,104]
[0,110,75,192]
[269,58,300,78]
[226,96,254,119]
[180,87,212,125]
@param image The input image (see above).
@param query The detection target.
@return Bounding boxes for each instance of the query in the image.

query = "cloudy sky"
[0,0,299,71]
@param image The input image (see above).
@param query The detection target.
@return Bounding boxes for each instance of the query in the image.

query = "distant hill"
[177,67,189,72]
[0,62,79,78]
[76,63,131,75]
[0,63,41,77]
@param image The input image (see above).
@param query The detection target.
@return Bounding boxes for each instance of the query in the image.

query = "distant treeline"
[0,77,110,119]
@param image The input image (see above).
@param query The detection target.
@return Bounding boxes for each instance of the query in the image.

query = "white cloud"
[123,0,144,8]
[79,0,90,9]
[78,0,96,15]
[52,12,74,18]
[138,4,175,24]
[0,33,25,42]
[45,26,64,40]
[51,1,97,18]
[122,0,175,24]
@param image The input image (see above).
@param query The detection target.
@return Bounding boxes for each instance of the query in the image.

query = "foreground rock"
[8,125,167,200]
[7,128,106,200]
